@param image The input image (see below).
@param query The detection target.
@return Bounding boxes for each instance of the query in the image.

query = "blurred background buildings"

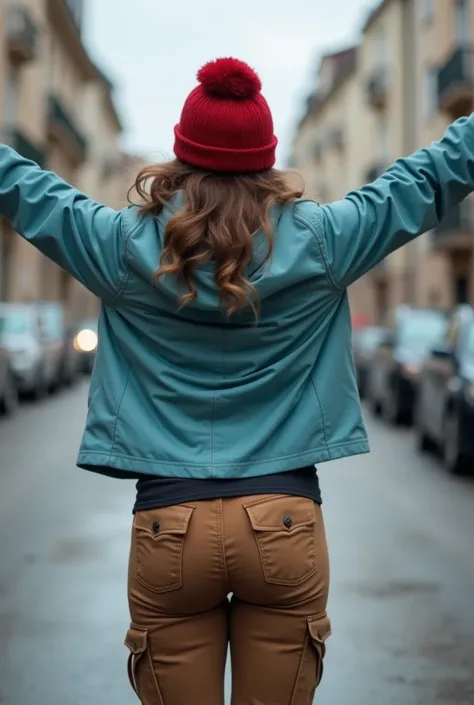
[1,0,474,330]
[291,0,474,327]
[0,0,146,324]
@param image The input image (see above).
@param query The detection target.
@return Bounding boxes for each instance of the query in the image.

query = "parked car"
[0,322,19,416]
[73,318,98,374]
[367,306,447,425]
[35,302,78,388]
[415,305,474,475]
[0,303,53,400]
[352,326,386,398]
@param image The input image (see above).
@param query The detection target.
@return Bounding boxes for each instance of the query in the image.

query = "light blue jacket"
[1,116,474,479]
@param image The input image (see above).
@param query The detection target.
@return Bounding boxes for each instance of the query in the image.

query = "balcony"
[47,95,87,163]
[6,6,38,64]
[6,129,46,168]
[432,200,474,251]
[46,1,97,82]
[366,68,388,110]
[438,47,474,117]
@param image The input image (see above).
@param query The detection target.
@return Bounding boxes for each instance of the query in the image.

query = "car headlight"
[74,329,98,353]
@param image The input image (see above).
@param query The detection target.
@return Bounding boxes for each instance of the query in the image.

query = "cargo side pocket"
[125,625,163,704]
[308,613,331,689]
[291,613,331,705]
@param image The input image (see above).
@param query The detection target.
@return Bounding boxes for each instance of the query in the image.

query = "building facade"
[414,0,474,309]
[0,0,125,323]
[290,0,474,326]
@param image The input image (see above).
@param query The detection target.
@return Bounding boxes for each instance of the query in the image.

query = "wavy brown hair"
[131,159,304,316]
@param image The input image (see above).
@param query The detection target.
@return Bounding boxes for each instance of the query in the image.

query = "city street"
[0,382,473,705]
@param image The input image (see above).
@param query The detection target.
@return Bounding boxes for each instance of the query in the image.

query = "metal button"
[152,521,160,534]
[283,515,293,529]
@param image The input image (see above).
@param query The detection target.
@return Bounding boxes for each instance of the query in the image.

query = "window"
[3,69,19,128]
[377,119,389,161]
[373,26,387,66]
[317,183,330,203]
[454,275,469,304]
[424,66,438,118]
[313,141,322,161]
[454,0,470,46]
[421,0,435,24]
[48,37,59,91]
[376,282,389,325]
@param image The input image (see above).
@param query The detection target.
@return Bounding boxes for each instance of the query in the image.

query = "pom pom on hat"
[197,57,262,100]
[174,57,277,172]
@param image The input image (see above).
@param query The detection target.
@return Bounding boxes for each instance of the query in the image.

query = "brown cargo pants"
[126,494,331,705]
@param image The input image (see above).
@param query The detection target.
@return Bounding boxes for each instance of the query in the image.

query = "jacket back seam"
[108,363,132,459]
[309,376,330,453]
[211,327,227,477]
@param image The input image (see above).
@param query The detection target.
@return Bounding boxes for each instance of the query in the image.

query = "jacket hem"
[76,438,370,479]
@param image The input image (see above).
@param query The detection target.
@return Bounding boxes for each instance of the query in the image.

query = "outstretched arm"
[318,115,474,289]
[0,145,130,301]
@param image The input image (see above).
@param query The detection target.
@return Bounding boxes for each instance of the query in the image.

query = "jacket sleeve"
[319,115,474,289]
[0,145,130,301]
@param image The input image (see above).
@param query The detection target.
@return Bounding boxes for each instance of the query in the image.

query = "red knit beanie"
[174,58,278,173]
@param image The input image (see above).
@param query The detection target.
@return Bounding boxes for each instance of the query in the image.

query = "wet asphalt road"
[0,381,473,705]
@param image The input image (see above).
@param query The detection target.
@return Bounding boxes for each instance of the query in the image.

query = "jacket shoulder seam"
[294,203,344,292]
[110,206,142,304]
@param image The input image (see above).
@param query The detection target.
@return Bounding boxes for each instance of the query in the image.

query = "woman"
[1,57,473,705]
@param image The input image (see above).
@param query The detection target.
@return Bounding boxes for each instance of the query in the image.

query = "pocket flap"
[308,613,332,645]
[125,625,148,655]
[244,496,316,532]
[134,505,194,537]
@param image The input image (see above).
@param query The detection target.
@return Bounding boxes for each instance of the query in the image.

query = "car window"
[466,323,474,356]
[444,315,462,348]
[0,311,32,335]
[397,311,447,353]
[358,327,386,351]
[39,307,64,338]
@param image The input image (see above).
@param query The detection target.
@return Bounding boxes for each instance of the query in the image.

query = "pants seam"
[218,498,229,585]
[147,646,164,705]
[290,631,310,705]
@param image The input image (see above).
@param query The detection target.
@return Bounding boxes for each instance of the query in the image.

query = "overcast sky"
[85,0,375,165]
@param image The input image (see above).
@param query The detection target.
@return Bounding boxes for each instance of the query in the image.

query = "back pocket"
[244,495,317,586]
[133,505,194,594]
